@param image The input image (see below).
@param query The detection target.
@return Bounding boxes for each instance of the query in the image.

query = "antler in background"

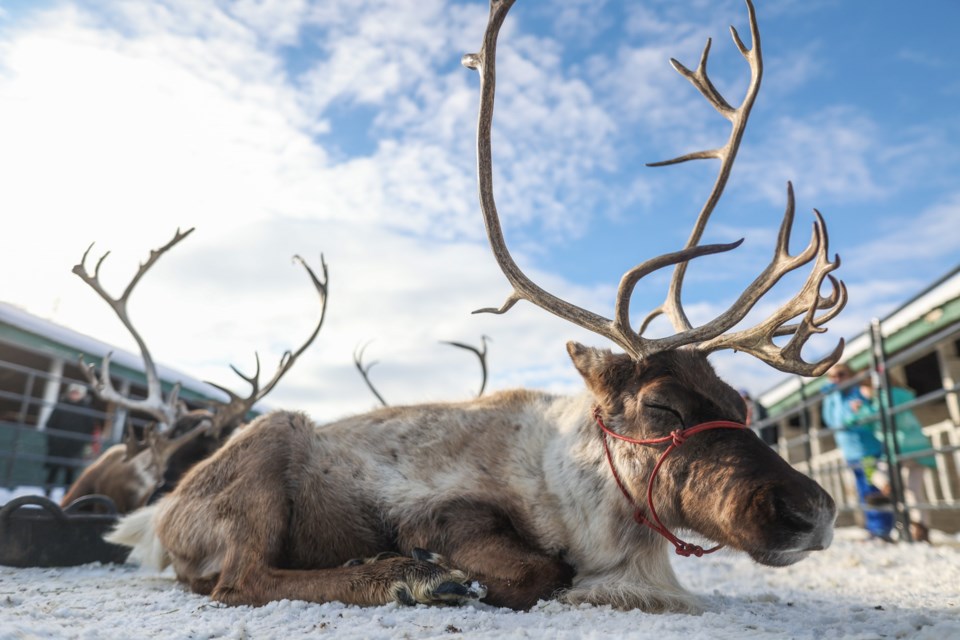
[354,336,493,405]
[204,254,330,436]
[73,228,194,430]
[353,342,389,407]
[441,335,491,398]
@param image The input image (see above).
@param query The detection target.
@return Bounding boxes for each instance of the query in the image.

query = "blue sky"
[0,0,957,421]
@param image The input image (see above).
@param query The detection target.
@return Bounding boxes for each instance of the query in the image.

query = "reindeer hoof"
[432,580,487,603]
[390,549,487,606]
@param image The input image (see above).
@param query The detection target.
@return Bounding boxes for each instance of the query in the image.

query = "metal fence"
[753,319,960,538]
[1,356,127,491]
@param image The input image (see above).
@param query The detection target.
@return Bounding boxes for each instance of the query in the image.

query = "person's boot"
[910,522,930,543]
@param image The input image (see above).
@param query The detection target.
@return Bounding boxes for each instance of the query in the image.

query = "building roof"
[0,300,230,404]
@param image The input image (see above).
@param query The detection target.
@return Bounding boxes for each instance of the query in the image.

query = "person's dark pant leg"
[851,463,894,538]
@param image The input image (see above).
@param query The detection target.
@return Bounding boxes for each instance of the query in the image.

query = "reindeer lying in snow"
[62,228,329,514]
[108,0,844,612]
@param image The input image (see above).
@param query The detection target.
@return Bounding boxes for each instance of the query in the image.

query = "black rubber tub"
[0,494,130,567]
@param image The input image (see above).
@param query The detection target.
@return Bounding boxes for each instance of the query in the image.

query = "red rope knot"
[675,543,705,558]
[669,429,687,447]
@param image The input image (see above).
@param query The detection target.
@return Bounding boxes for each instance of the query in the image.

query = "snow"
[1,527,958,640]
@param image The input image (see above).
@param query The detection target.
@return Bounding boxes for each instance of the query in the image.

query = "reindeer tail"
[105,504,169,570]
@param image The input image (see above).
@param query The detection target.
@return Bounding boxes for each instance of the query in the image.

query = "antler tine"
[353,342,388,407]
[72,228,195,430]
[203,354,261,437]
[122,423,148,462]
[773,273,846,338]
[442,335,491,397]
[206,255,330,434]
[648,0,763,334]
[256,255,328,398]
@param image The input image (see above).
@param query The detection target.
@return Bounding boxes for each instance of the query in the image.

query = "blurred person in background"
[821,364,895,542]
[854,375,935,543]
[44,383,100,491]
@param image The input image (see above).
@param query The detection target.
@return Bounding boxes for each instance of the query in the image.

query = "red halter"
[593,406,748,558]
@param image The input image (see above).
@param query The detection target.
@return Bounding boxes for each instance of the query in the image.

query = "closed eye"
[644,403,684,423]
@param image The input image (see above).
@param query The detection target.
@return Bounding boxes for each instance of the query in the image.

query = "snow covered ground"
[1,521,958,640]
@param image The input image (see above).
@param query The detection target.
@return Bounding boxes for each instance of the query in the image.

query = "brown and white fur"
[62,411,213,514]
[108,343,835,612]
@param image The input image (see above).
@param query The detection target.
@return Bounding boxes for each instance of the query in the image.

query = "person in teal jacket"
[821,364,894,540]
[853,377,935,542]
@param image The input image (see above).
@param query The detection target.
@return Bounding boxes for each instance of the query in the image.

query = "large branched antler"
[204,255,330,435]
[462,0,740,361]
[462,0,846,377]
[73,228,193,430]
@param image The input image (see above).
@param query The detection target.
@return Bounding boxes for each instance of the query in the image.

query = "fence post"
[797,376,812,474]
[869,318,912,541]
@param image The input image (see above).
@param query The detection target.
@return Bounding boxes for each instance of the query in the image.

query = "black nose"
[772,491,817,535]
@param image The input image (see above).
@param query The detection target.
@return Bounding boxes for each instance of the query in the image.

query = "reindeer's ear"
[566,342,636,403]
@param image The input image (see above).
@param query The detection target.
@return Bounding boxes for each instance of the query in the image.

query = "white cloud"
[228,0,309,48]
[896,48,948,69]
[844,195,960,275]
[735,107,886,206]
[541,0,613,42]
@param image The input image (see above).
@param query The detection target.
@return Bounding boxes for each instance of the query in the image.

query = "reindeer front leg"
[212,547,485,607]
[399,501,575,610]
[448,536,574,609]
